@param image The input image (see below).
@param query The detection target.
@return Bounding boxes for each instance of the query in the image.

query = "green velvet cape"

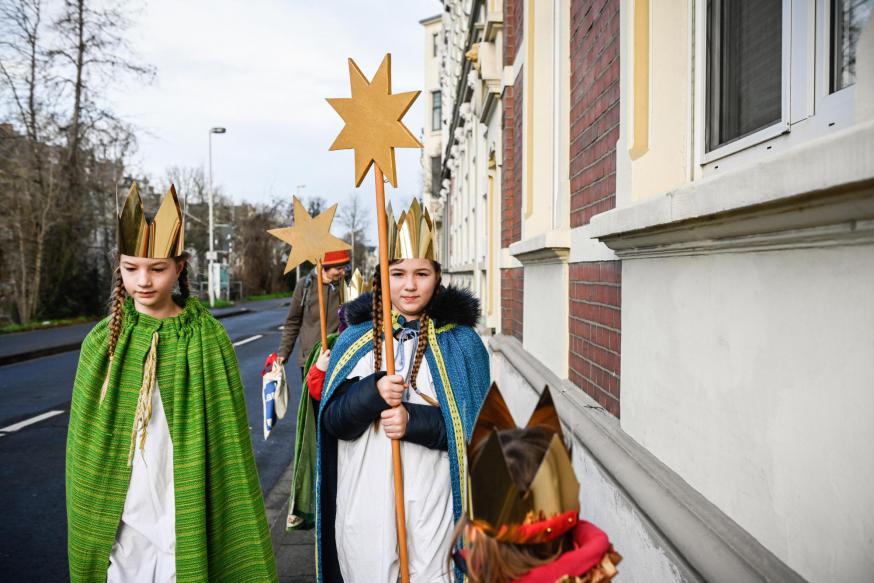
[66,297,277,582]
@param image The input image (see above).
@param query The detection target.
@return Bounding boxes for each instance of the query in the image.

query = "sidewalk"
[265,461,316,582]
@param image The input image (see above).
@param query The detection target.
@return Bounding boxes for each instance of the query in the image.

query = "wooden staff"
[373,164,410,583]
[315,258,329,349]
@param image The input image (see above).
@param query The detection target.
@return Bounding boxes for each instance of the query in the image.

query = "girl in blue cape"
[314,251,490,582]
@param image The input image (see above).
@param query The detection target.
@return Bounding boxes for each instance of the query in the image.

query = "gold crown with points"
[341,268,369,303]
[386,198,436,261]
[468,384,580,544]
[118,182,184,258]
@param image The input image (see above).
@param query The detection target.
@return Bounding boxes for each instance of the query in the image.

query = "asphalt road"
[0,299,300,581]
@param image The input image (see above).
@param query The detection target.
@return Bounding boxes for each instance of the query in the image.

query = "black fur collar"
[343,285,480,329]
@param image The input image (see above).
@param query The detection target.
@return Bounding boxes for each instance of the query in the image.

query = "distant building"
[420,13,445,258]
[432,0,874,581]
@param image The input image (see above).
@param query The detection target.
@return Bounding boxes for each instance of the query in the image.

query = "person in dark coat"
[278,249,350,376]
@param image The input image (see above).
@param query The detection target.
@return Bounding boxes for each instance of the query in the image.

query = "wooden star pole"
[328,53,421,583]
[268,197,350,351]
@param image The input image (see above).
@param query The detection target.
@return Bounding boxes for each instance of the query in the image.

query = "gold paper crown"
[341,268,369,303]
[118,182,184,258]
[386,198,436,261]
[468,384,580,542]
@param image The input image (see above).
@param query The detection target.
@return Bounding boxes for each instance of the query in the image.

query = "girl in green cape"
[66,184,277,582]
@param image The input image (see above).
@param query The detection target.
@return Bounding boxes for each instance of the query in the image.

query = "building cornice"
[591,121,874,258]
[419,13,442,26]
[443,0,483,180]
[508,230,571,264]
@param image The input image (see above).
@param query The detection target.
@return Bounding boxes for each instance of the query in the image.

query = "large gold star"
[267,197,351,274]
[327,53,422,187]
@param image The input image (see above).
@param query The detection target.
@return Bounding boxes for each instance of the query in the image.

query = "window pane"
[433,32,439,57]
[831,0,873,92]
[430,156,441,197]
[706,0,783,152]
[432,91,442,132]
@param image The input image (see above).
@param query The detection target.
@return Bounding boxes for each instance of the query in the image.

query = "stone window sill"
[590,121,874,258]
[508,230,571,265]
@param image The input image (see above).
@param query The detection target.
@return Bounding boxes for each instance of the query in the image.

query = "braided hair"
[371,270,384,371]
[370,261,442,397]
[101,252,190,402]
[106,265,127,362]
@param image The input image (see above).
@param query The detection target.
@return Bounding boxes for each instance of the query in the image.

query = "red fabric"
[306,365,327,401]
[513,521,611,583]
[494,510,578,544]
[322,249,350,266]
[261,352,279,376]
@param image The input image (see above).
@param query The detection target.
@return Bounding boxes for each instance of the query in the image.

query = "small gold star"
[327,53,422,187]
[267,197,351,274]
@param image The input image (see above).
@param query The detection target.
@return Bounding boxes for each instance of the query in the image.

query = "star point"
[327,53,422,187]
[268,197,351,274]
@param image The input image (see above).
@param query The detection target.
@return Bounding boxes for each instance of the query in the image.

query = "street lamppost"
[208,126,227,307]
[295,184,306,285]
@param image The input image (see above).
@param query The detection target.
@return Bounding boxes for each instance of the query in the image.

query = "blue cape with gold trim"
[313,288,489,582]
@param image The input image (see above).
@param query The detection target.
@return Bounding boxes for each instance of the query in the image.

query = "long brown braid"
[371,270,383,371]
[107,266,127,360]
[408,313,429,390]
[101,264,127,401]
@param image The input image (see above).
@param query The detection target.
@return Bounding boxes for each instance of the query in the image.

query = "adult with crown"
[313,199,491,582]
[452,384,622,583]
[277,244,351,377]
[66,183,277,582]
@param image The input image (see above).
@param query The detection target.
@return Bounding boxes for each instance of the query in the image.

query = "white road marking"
[233,334,263,347]
[0,410,65,434]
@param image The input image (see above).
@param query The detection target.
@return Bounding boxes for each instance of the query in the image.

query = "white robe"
[107,385,176,583]
[335,334,454,583]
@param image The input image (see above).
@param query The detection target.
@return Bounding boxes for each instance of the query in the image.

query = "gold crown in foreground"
[468,385,580,543]
[341,268,369,303]
[118,183,184,259]
[386,198,435,261]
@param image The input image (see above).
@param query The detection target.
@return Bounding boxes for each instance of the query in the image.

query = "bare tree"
[50,0,154,204]
[0,0,153,322]
[305,195,327,218]
[0,0,60,322]
[233,198,291,297]
[337,191,371,271]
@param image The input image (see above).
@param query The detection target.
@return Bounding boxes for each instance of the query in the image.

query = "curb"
[265,458,295,532]
[0,307,253,367]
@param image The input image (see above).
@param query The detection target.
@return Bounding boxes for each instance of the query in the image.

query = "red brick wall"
[501,267,524,341]
[501,71,523,248]
[569,0,620,227]
[504,0,524,66]
[501,66,524,338]
[569,261,621,416]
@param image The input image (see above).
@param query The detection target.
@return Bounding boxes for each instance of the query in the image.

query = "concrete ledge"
[590,120,874,251]
[489,333,806,583]
[509,230,571,264]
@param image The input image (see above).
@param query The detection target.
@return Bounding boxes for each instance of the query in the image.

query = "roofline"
[419,13,442,26]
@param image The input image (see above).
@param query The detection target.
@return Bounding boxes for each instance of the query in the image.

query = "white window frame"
[693,0,864,173]
[695,0,792,164]
[813,0,858,127]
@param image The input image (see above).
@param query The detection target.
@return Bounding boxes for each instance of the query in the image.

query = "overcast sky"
[113,0,440,237]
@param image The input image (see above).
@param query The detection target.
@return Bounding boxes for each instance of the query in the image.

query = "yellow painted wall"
[627,0,692,201]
